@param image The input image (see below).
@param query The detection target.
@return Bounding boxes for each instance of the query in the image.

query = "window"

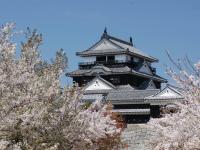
[96,56,106,62]
[107,55,115,62]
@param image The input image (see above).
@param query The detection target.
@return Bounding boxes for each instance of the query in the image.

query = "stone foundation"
[121,124,159,150]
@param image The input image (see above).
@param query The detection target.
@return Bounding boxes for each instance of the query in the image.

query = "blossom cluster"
[0,23,121,150]
[148,58,200,150]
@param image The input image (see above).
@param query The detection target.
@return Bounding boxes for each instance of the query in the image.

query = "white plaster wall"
[82,55,132,63]
[82,56,96,62]
[115,54,127,62]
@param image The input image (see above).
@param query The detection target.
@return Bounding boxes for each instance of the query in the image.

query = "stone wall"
[120,124,159,150]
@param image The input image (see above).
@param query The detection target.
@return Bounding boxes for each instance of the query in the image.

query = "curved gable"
[90,39,121,51]
[85,77,115,91]
[147,86,183,100]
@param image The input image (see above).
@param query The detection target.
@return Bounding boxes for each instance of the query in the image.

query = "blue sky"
[1,0,200,86]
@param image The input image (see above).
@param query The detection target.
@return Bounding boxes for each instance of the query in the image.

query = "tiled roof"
[107,89,160,101]
[110,66,131,73]
[145,85,184,105]
[109,38,157,61]
[116,84,135,90]
[84,89,111,94]
[77,48,125,55]
[76,33,158,62]
[81,77,183,104]
[82,86,183,104]
[81,94,105,101]
[92,65,111,72]
[67,65,167,82]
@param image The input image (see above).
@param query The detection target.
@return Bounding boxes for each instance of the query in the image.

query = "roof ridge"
[106,38,124,49]
[106,34,133,46]
[98,76,116,88]
[92,64,111,72]
[110,88,160,92]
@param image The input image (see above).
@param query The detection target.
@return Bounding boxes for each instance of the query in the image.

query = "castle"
[67,29,183,123]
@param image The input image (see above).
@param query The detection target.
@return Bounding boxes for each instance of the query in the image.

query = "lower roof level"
[67,64,167,83]
[81,76,184,106]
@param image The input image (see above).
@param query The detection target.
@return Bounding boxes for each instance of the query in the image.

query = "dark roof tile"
[77,34,158,62]
[107,89,159,101]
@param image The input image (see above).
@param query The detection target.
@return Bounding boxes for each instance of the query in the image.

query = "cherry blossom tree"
[148,56,200,150]
[0,23,122,150]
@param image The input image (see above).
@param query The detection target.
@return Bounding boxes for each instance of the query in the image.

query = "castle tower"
[67,29,183,123]
[67,29,167,89]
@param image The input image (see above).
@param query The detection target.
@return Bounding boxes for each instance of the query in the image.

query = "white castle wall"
[82,56,96,62]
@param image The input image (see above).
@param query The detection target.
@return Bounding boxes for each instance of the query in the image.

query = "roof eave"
[66,71,168,83]
[76,51,158,62]
[126,51,158,62]
[76,50,126,56]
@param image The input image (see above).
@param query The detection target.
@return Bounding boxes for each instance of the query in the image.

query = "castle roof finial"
[130,36,133,45]
[101,27,108,39]
[104,27,107,34]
